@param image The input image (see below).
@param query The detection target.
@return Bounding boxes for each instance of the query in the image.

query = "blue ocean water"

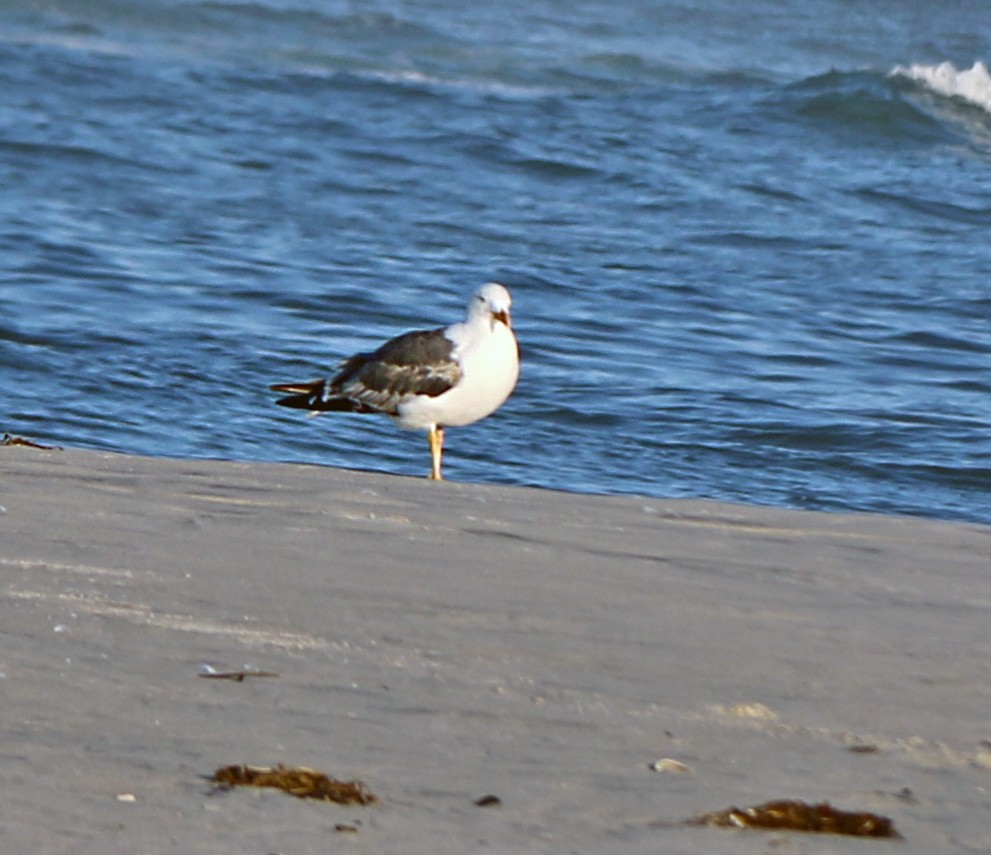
[1,0,990,523]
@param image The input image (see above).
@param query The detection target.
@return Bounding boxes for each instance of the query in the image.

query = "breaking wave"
[891,60,991,115]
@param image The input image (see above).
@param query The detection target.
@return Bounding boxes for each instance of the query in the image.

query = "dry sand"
[2,446,990,853]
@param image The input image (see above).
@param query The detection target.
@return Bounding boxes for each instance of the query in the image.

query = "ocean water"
[2,0,990,524]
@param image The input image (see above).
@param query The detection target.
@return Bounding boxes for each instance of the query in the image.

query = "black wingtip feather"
[272,380,380,414]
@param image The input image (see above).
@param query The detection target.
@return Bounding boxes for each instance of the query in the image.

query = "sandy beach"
[2,446,990,853]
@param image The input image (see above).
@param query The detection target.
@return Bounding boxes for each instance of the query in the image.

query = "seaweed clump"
[212,764,377,805]
[691,799,900,838]
[1,433,61,449]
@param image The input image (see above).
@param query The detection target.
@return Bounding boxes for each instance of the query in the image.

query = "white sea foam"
[891,60,991,115]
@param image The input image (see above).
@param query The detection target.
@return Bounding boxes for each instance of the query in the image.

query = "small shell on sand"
[649,758,692,774]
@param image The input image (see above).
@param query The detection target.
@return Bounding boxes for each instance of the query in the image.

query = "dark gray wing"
[329,327,462,414]
[272,328,462,416]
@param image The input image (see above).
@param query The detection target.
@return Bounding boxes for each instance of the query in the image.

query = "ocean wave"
[771,69,952,147]
[890,60,991,116]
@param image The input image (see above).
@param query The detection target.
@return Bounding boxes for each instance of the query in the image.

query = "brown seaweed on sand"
[691,799,900,838]
[198,669,280,682]
[211,764,377,805]
[1,433,62,450]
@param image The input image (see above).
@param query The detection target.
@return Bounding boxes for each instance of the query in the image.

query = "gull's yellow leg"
[428,425,444,480]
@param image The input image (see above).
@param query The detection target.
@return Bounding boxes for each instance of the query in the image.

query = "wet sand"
[2,446,990,853]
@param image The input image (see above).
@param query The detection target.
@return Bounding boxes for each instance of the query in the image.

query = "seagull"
[271,282,520,481]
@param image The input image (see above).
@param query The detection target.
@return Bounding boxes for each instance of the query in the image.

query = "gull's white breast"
[396,318,519,430]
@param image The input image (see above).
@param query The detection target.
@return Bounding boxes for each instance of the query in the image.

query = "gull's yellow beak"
[492,308,511,328]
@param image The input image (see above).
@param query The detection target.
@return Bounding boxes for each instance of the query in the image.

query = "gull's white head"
[469,282,513,329]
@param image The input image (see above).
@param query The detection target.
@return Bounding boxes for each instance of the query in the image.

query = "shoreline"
[3,447,990,853]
